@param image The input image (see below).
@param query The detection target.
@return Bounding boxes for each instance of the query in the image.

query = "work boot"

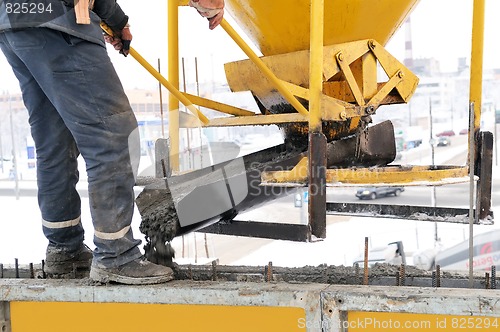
[44,244,93,276]
[89,256,174,285]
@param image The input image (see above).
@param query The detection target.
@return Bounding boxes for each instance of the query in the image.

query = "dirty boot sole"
[89,266,174,285]
[44,260,91,275]
[45,244,93,275]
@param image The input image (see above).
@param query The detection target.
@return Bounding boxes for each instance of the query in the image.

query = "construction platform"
[1,277,500,332]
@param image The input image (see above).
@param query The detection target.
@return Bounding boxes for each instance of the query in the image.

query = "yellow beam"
[181,92,256,117]
[368,39,419,102]
[168,0,180,171]
[309,0,324,132]
[352,51,378,101]
[366,71,403,107]
[129,49,209,124]
[327,166,469,185]
[336,51,366,106]
[261,164,469,186]
[261,157,308,184]
[470,0,485,130]
[99,22,208,124]
[204,113,309,127]
[279,80,348,121]
[220,19,310,117]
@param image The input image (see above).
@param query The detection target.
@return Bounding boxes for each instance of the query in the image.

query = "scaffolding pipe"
[168,0,181,171]
[469,0,485,131]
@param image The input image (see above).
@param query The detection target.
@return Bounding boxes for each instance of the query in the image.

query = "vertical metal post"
[429,97,435,166]
[495,120,498,166]
[158,59,165,138]
[195,57,203,168]
[168,0,180,172]
[363,237,369,285]
[9,95,19,200]
[476,131,493,220]
[469,102,476,288]
[467,0,485,288]
[308,0,327,239]
[429,97,437,242]
[0,125,4,174]
[181,57,193,170]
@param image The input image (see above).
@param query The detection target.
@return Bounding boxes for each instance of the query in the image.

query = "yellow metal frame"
[470,0,485,130]
[159,0,423,172]
[224,39,418,123]
[262,163,471,187]
[157,0,483,184]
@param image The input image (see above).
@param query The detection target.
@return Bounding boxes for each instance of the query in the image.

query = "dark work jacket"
[0,0,128,46]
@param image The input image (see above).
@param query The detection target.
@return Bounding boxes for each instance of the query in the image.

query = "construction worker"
[0,0,224,284]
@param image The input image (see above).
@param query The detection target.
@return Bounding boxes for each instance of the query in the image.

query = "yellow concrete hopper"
[225,0,420,55]
[224,0,420,145]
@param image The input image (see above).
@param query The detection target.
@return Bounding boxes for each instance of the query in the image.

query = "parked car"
[355,186,404,200]
[459,128,468,135]
[436,130,455,137]
[436,136,451,147]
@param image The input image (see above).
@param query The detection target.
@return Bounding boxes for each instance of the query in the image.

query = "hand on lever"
[189,0,225,30]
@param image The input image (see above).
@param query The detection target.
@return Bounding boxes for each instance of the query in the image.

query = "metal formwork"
[1,278,500,331]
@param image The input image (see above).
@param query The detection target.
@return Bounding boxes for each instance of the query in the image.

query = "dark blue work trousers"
[0,28,142,268]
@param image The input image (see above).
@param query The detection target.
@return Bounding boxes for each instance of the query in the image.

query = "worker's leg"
[0,29,143,267]
[0,32,87,246]
[13,29,141,267]
[0,31,93,274]
[2,28,173,284]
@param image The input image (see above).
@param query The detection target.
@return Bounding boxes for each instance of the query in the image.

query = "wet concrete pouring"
[135,142,306,266]
[135,121,397,267]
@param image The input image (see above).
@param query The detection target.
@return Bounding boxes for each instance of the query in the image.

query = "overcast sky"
[0,0,499,93]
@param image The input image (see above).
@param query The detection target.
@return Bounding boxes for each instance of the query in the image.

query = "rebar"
[468,102,475,289]
[491,266,496,289]
[211,261,217,281]
[266,261,273,282]
[363,237,369,285]
[436,265,441,287]
[14,258,19,278]
[399,264,406,286]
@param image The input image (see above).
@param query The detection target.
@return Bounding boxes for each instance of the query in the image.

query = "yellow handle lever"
[100,22,209,125]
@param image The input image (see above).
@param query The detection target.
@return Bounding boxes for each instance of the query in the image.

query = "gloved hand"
[189,0,224,30]
[104,24,132,57]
